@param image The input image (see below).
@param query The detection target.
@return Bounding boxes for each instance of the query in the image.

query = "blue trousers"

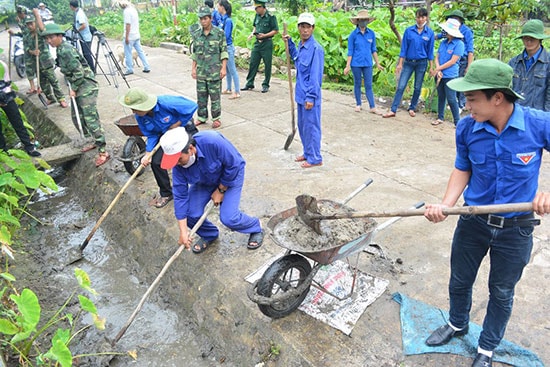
[448,214,534,351]
[186,173,261,242]
[123,38,150,73]
[297,102,322,165]
[225,44,240,93]
[457,56,468,108]
[390,59,427,113]
[351,66,375,108]
[437,77,460,124]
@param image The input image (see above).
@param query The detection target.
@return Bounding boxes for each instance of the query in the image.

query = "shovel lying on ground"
[112,200,215,346]
[282,23,297,150]
[295,194,534,235]
[66,142,161,265]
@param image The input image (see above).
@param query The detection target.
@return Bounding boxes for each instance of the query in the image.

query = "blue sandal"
[247,231,264,250]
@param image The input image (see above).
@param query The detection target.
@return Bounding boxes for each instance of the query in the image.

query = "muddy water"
[16,180,220,367]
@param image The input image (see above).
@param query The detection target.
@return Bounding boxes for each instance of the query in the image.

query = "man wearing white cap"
[283,12,324,168]
[37,3,54,24]
[159,128,263,253]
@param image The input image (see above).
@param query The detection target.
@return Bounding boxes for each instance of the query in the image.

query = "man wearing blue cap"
[424,59,550,367]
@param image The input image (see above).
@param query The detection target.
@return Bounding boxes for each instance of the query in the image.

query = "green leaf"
[74,268,97,295]
[0,211,20,228]
[44,336,73,367]
[0,192,19,206]
[10,288,41,332]
[78,295,97,314]
[0,319,19,335]
[0,272,16,282]
[10,181,29,196]
[0,172,15,187]
[14,163,41,189]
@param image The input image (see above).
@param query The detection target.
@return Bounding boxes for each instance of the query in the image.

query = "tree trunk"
[388,0,401,44]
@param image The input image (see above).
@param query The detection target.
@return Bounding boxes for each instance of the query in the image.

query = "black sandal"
[247,231,264,250]
[153,195,173,208]
[192,238,214,254]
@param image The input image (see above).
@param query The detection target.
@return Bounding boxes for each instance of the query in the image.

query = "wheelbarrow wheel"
[122,136,146,176]
[257,254,312,319]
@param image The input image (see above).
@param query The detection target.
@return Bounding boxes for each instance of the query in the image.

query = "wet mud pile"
[272,201,377,253]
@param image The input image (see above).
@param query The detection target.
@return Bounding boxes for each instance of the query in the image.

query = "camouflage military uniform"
[191,26,228,123]
[56,40,106,152]
[18,19,36,81]
[23,30,66,103]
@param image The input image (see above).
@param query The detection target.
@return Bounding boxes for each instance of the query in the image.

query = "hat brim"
[447,77,524,100]
[160,152,181,170]
[118,93,157,111]
[350,17,375,25]
[515,32,550,40]
[440,23,463,38]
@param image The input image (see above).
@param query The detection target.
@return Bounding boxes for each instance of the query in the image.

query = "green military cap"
[446,9,465,22]
[197,6,211,18]
[24,15,35,23]
[118,88,158,111]
[448,59,523,99]
[515,19,550,40]
[254,0,266,7]
[40,23,64,36]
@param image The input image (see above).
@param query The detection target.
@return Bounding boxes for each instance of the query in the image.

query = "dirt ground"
[2,34,549,367]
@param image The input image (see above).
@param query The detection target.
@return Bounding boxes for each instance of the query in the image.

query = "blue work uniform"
[134,95,198,197]
[509,47,550,111]
[172,131,261,242]
[449,105,550,351]
[435,38,464,123]
[288,35,325,165]
[347,26,378,108]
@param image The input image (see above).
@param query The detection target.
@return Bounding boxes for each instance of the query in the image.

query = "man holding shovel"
[25,11,67,108]
[42,23,109,167]
[423,59,550,367]
[282,13,324,168]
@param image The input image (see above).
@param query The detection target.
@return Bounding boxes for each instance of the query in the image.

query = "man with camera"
[69,0,95,72]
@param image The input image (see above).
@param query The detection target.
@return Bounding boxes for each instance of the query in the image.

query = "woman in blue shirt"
[431,18,464,126]
[218,0,240,99]
[344,10,384,114]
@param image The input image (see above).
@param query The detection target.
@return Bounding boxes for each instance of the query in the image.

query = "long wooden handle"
[311,202,534,220]
[112,200,215,346]
[283,23,295,126]
[79,142,162,251]
[35,33,40,87]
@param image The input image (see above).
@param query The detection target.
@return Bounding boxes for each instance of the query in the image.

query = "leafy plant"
[0,268,126,366]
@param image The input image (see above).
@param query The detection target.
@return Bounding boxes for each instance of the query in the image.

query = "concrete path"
[5,36,549,366]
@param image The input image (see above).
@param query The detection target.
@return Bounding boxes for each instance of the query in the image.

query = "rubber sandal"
[247,231,264,250]
[151,195,173,208]
[369,108,383,115]
[81,144,97,152]
[194,120,206,126]
[192,237,215,254]
[382,112,396,118]
[294,155,306,162]
[212,120,221,129]
[59,100,68,108]
[408,110,416,117]
[95,152,110,167]
[431,119,444,126]
[301,161,323,168]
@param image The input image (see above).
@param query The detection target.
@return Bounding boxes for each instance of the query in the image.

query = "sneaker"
[26,148,41,157]
[123,70,134,76]
[142,69,151,73]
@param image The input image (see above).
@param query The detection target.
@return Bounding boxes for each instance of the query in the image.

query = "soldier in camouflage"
[8,6,38,94]
[191,6,228,129]
[42,23,110,167]
[25,12,67,108]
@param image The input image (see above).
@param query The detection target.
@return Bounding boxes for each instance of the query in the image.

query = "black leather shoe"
[472,353,492,367]
[242,85,254,91]
[26,148,41,157]
[261,86,269,93]
[426,324,469,346]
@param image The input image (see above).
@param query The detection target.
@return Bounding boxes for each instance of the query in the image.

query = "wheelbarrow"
[247,180,423,319]
[115,115,146,176]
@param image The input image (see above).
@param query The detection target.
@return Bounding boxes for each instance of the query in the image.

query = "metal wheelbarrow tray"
[248,200,384,319]
[115,115,147,176]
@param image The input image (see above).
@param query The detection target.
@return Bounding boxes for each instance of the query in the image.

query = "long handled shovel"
[35,33,49,109]
[66,142,161,265]
[296,193,534,235]
[8,32,12,77]
[112,199,215,346]
[67,81,85,138]
[282,23,297,150]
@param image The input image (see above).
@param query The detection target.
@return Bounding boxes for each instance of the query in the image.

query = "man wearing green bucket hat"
[423,58,550,367]
[42,23,110,167]
[508,19,550,111]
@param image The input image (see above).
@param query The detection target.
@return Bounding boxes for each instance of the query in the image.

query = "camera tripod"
[94,31,130,89]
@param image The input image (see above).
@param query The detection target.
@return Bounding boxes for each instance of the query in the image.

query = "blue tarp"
[392,292,544,367]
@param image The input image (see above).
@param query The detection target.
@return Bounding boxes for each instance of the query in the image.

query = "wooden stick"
[112,200,215,346]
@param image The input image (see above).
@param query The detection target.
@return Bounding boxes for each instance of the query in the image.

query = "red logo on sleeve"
[516,152,536,164]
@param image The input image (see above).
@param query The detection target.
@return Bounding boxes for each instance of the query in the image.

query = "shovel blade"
[283,127,296,150]
[295,194,322,234]
[38,92,49,109]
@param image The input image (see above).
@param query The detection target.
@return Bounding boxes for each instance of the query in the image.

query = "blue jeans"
[225,44,240,93]
[457,56,468,108]
[448,214,535,351]
[390,59,427,113]
[124,38,150,73]
[437,77,461,124]
[351,66,375,108]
